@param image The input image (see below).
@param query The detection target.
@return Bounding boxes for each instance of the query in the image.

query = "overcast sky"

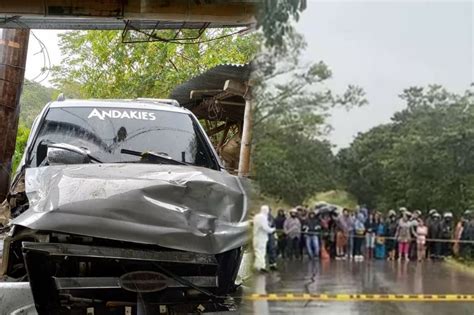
[24,0,473,149]
[297,0,473,149]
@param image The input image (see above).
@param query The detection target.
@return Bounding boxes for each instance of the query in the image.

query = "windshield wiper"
[120,149,187,166]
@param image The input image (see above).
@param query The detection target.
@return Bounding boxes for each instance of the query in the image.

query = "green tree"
[52,30,256,99]
[339,85,474,215]
[20,80,57,127]
[254,124,338,204]
[251,21,366,204]
[258,0,307,49]
[12,124,30,173]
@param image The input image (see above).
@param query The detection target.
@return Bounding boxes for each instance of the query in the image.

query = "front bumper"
[21,241,240,314]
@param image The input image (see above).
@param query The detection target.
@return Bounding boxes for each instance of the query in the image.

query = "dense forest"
[339,85,474,215]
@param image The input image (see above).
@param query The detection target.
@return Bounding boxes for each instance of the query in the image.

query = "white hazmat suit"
[253,205,275,271]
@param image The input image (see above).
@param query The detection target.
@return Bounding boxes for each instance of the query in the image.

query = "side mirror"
[47,143,91,165]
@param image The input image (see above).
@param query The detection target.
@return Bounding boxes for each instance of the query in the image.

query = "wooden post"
[0,28,29,201]
[238,93,253,177]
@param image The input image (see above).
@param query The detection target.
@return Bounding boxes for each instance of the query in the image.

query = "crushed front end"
[2,164,249,315]
[15,234,242,314]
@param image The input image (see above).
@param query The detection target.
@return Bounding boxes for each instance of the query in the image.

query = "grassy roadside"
[445,258,474,277]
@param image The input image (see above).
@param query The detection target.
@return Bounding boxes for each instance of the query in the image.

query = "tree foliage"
[258,0,307,49]
[252,20,366,204]
[52,30,257,99]
[339,85,474,215]
[12,124,30,173]
[20,80,57,127]
[254,124,338,204]
[13,80,56,174]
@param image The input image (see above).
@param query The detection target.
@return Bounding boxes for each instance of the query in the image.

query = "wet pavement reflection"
[243,259,474,314]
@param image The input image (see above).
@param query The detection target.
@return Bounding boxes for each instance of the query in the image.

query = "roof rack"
[135,98,180,107]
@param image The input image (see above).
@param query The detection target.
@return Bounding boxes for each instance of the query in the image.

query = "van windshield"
[29,106,218,169]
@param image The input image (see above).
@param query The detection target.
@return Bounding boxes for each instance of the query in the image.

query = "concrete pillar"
[238,97,253,177]
[0,28,29,201]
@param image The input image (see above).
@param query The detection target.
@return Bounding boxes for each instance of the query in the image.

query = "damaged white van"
[1,99,249,315]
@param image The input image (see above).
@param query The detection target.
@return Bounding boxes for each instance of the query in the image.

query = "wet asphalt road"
[243,259,474,315]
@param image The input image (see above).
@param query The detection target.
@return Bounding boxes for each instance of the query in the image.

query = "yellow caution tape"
[246,293,474,302]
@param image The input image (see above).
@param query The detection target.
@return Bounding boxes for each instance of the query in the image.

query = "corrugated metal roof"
[170,63,252,109]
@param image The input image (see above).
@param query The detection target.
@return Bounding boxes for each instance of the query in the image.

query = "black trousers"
[287,237,300,259]
[354,236,363,256]
[277,234,287,258]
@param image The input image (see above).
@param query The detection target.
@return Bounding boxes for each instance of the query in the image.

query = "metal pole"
[0,28,29,201]
[238,96,253,177]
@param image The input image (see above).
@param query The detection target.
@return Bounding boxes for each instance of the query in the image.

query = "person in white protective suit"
[253,205,276,272]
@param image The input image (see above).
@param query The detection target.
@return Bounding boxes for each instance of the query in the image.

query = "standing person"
[336,209,351,259]
[460,210,474,260]
[297,206,308,259]
[266,209,278,270]
[430,212,442,259]
[374,212,386,259]
[440,212,454,258]
[253,205,276,272]
[353,207,367,261]
[284,208,302,260]
[454,211,468,257]
[319,212,331,260]
[304,211,321,260]
[328,209,339,259]
[409,210,421,260]
[365,212,377,260]
[385,210,398,261]
[416,218,428,262]
[426,209,437,259]
[274,209,287,258]
[348,212,355,260]
[395,212,412,261]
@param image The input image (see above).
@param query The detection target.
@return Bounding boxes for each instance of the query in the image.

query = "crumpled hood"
[12,164,250,254]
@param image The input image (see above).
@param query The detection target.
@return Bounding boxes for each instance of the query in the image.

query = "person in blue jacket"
[353,206,368,261]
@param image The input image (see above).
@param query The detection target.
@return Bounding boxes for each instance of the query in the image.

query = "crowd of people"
[252,203,474,272]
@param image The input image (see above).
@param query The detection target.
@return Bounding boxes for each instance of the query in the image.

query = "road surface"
[243,259,474,315]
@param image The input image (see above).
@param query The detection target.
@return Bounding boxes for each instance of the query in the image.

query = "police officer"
[426,209,438,259]
[430,212,442,259]
[440,212,454,258]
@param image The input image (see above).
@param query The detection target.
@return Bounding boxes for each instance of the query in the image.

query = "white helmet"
[443,212,453,218]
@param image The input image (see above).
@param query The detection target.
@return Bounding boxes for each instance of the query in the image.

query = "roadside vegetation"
[251,4,474,215]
